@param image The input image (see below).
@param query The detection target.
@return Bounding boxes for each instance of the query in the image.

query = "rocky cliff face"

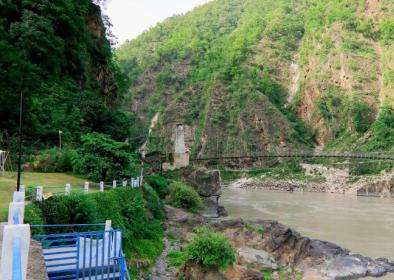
[117,0,393,154]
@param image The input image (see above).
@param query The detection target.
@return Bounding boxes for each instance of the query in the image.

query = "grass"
[0,172,87,221]
[245,223,266,235]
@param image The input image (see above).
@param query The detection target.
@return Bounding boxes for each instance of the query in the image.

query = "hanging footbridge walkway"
[191,150,394,162]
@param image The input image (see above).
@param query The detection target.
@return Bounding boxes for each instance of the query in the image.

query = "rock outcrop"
[352,170,394,197]
[185,168,227,217]
[159,206,394,280]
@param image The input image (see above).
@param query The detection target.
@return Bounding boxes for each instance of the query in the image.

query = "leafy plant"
[146,175,170,198]
[72,133,139,181]
[30,147,77,173]
[167,181,203,213]
[186,226,236,271]
[167,250,188,267]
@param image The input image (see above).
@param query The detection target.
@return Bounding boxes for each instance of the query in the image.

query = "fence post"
[140,167,144,185]
[65,183,71,195]
[35,186,43,202]
[13,191,25,203]
[100,181,104,192]
[105,220,112,231]
[8,202,25,225]
[84,182,89,193]
[1,190,30,280]
[122,180,127,187]
[112,180,117,189]
[0,224,30,280]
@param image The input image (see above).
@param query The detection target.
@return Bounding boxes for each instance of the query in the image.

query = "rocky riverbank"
[229,168,394,197]
[149,205,394,280]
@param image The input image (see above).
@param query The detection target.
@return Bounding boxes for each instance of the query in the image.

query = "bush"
[30,147,77,172]
[25,203,45,234]
[40,194,98,233]
[186,227,236,271]
[72,133,139,181]
[380,19,394,44]
[142,183,165,220]
[167,250,188,267]
[350,102,374,133]
[145,175,170,198]
[168,181,203,213]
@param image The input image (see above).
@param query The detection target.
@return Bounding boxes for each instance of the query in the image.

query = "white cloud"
[104,0,211,45]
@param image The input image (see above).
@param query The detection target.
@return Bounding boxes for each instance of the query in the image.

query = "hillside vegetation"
[0,0,131,150]
[117,0,394,154]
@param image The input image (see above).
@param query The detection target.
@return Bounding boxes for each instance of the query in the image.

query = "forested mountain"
[0,0,130,149]
[117,0,394,155]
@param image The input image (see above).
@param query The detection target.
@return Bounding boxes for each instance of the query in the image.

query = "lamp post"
[58,130,63,149]
[16,90,23,192]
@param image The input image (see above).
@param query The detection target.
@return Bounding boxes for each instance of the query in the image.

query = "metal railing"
[33,229,130,280]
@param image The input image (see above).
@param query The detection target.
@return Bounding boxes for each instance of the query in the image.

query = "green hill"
[117,0,394,154]
[0,0,130,149]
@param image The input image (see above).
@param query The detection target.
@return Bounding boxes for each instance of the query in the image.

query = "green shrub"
[40,194,98,233]
[25,203,45,234]
[245,223,265,235]
[168,181,203,213]
[186,227,236,271]
[72,133,139,181]
[30,147,77,172]
[167,250,188,267]
[25,186,35,201]
[380,19,394,44]
[142,183,164,220]
[145,175,170,198]
[350,102,374,133]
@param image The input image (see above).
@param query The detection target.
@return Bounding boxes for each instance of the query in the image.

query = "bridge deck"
[192,151,394,161]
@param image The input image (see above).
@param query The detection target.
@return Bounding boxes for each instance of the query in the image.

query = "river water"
[221,187,394,262]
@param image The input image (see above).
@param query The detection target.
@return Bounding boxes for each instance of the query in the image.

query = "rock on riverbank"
[153,205,394,280]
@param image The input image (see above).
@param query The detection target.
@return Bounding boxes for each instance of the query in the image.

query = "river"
[221,187,394,267]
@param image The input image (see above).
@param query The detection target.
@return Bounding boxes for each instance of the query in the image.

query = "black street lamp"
[16,90,23,192]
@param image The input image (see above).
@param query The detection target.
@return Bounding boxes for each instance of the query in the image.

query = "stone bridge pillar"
[173,124,189,168]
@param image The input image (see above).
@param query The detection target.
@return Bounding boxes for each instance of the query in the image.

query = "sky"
[104,0,212,45]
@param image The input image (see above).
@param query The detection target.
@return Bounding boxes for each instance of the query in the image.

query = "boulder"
[217,205,228,217]
[238,246,278,270]
[185,168,221,197]
[324,256,368,279]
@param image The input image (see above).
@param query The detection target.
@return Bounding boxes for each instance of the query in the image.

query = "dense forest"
[0,0,143,180]
[117,0,394,154]
[0,0,130,149]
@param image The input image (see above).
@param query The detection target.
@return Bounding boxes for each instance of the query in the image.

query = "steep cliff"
[117,0,394,155]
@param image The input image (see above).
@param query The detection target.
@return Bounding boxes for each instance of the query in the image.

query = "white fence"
[32,175,143,202]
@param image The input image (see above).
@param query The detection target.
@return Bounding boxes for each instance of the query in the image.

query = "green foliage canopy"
[0,0,130,149]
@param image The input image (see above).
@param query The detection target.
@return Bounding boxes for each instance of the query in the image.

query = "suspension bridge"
[191,150,394,162]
